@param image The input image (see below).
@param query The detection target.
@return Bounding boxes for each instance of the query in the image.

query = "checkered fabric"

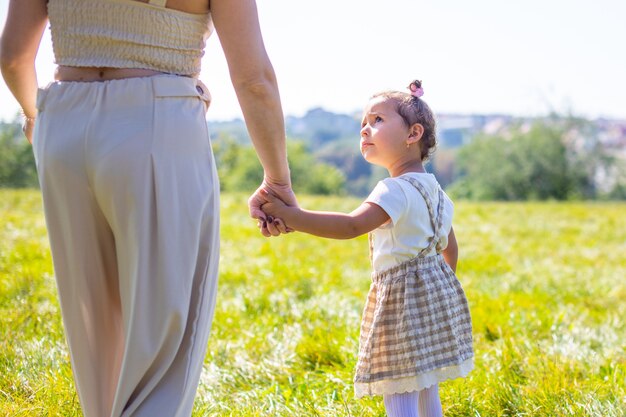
[355,177,473,394]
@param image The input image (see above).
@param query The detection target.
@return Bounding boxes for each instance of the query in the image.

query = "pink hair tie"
[408,81,424,98]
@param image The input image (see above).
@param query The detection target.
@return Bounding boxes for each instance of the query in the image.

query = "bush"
[0,121,38,188]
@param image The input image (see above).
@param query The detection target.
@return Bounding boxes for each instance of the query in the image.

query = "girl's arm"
[442,227,458,272]
[261,190,390,240]
[0,0,49,143]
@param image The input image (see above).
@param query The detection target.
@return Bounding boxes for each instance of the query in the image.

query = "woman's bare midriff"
[55,66,170,82]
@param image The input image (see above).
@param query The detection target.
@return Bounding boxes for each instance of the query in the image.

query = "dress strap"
[148,0,167,7]
[368,232,374,267]
[400,176,445,256]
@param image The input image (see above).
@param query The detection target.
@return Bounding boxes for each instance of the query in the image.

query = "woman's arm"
[211,0,296,233]
[442,227,458,272]
[261,190,390,239]
[0,0,48,143]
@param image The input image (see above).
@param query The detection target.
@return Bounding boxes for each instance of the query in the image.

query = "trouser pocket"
[153,76,211,113]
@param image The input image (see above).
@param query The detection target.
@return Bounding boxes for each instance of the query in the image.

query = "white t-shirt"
[365,173,454,272]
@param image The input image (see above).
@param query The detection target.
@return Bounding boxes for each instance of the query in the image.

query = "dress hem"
[354,357,474,398]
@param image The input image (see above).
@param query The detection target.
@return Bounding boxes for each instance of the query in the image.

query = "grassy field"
[1,189,625,416]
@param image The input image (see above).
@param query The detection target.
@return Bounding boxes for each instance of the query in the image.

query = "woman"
[0,0,293,415]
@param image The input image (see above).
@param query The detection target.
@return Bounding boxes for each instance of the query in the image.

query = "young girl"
[260,80,474,417]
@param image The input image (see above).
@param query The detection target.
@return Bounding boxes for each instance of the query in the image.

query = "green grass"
[1,190,625,416]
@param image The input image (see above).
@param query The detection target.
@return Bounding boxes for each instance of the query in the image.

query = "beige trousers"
[32,75,220,417]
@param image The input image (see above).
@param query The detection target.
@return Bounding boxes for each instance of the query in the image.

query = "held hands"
[248,177,296,237]
[258,189,290,236]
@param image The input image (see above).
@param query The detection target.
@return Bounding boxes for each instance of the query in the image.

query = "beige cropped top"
[47,0,213,77]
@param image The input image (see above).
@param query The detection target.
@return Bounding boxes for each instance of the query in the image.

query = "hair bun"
[408,80,424,98]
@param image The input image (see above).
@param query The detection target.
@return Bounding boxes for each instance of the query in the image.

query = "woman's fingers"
[22,120,34,144]
[258,219,272,237]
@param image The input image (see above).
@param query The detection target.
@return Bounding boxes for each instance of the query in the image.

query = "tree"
[447,118,596,201]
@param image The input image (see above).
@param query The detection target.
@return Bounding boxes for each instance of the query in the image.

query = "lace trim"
[354,357,474,398]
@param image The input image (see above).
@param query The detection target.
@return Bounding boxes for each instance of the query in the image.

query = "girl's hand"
[256,217,288,236]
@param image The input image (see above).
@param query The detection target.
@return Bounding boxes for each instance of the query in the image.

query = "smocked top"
[47,0,213,77]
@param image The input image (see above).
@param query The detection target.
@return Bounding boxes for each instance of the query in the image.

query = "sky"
[1,0,625,122]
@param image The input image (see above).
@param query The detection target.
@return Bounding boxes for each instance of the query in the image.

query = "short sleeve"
[365,179,407,226]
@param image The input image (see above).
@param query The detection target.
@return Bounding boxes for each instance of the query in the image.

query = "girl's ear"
[407,123,424,145]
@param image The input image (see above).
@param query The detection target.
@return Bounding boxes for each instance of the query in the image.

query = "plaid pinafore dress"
[354,176,474,397]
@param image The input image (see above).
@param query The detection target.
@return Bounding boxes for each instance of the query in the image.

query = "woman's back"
[48,0,213,77]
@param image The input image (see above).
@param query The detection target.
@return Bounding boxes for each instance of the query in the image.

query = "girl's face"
[360,97,411,169]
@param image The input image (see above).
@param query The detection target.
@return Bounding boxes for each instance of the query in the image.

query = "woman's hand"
[248,177,297,237]
[22,117,35,144]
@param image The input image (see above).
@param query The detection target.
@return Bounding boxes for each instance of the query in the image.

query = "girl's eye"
[375,116,383,123]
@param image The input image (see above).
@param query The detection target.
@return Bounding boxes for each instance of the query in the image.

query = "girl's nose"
[360,125,369,136]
